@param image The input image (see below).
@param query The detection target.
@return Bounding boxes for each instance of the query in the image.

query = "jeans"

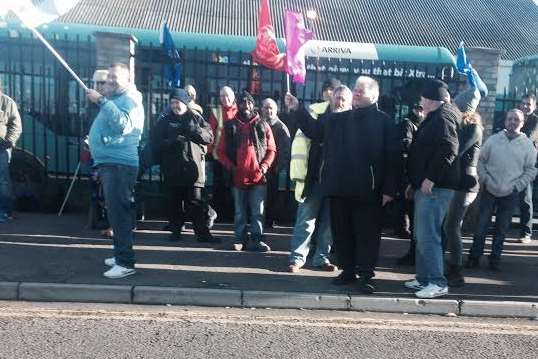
[289,183,332,266]
[518,183,533,237]
[232,185,266,243]
[414,188,454,287]
[99,164,138,269]
[0,148,13,216]
[470,189,518,261]
[330,196,382,279]
[443,190,478,266]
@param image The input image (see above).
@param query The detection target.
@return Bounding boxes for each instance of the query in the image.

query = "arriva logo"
[319,46,352,54]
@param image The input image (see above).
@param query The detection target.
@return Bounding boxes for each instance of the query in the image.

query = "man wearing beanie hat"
[217,90,276,252]
[151,88,218,244]
[404,78,462,298]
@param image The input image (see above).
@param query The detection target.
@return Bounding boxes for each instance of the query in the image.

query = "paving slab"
[133,286,241,307]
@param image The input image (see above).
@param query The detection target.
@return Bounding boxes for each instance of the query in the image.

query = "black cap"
[321,78,341,92]
[169,88,191,105]
[238,90,255,104]
[421,79,449,101]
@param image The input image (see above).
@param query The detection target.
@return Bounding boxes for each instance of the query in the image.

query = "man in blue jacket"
[87,63,145,279]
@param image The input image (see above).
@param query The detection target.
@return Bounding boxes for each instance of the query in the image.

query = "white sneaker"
[415,283,448,299]
[104,257,116,267]
[519,235,532,244]
[103,265,135,279]
[404,279,425,291]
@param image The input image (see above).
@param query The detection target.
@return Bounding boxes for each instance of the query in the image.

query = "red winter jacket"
[217,114,276,187]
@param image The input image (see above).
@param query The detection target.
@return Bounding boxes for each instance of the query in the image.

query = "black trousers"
[166,185,211,240]
[329,197,382,279]
[265,172,280,225]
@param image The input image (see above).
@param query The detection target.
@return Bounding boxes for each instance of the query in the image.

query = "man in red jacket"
[217,91,276,252]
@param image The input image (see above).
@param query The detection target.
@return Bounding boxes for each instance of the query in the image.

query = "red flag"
[252,0,286,72]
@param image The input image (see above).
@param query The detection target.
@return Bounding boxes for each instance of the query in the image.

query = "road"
[0,301,537,358]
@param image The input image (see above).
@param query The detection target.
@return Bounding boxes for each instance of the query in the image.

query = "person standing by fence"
[87,63,145,279]
[0,84,22,223]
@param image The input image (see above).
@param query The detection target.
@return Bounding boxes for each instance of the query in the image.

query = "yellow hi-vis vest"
[290,101,330,202]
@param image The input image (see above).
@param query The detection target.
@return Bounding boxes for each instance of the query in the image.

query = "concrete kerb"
[19,282,132,303]
[0,282,19,300]
[2,281,538,319]
[350,296,459,316]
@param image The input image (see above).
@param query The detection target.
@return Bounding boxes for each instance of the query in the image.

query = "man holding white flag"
[87,63,145,279]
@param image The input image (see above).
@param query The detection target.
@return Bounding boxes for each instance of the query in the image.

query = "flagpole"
[29,26,89,92]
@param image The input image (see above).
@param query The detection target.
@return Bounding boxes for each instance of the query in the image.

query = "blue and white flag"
[456,41,488,97]
[160,22,182,88]
[8,0,81,28]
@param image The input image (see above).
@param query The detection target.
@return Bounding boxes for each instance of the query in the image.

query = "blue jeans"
[289,184,332,266]
[470,189,518,261]
[232,185,266,243]
[443,191,477,266]
[99,164,138,269]
[518,183,533,237]
[0,148,13,216]
[414,188,454,287]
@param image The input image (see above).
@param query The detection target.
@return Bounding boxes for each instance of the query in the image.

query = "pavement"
[0,212,537,318]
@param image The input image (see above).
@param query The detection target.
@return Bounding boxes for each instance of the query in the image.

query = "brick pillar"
[94,32,138,81]
[464,47,504,135]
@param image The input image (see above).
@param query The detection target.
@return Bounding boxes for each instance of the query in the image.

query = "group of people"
[1,60,536,299]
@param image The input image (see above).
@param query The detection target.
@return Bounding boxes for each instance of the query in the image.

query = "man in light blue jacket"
[87,63,144,279]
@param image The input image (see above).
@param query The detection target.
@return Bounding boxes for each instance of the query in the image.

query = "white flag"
[10,0,81,28]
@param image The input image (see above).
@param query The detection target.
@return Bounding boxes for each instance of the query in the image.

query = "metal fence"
[1,28,464,179]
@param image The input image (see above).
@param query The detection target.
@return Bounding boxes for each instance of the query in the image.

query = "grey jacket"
[478,131,537,197]
[0,93,22,149]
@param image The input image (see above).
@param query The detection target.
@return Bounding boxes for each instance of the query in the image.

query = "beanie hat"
[169,88,191,105]
[421,79,450,101]
[454,88,481,114]
[239,90,255,104]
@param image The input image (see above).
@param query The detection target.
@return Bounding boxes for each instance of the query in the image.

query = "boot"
[445,264,465,287]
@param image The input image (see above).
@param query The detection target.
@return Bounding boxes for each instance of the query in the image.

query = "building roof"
[52,0,538,60]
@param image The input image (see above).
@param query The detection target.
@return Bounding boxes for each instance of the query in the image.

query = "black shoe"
[446,264,465,287]
[397,251,415,266]
[168,232,182,242]
[197,235,222,244]
[465,256,480,269]
[488,257,500,271]
[332,272,358,286]
[357,277,375,294]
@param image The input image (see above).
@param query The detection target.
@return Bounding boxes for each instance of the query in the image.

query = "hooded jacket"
[152,109,213,187]
[89,85,145,167]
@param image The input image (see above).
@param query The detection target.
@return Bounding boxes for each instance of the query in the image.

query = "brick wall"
[465,47,504,135]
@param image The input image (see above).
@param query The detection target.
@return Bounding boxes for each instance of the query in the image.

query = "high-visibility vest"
[290,101,330,202]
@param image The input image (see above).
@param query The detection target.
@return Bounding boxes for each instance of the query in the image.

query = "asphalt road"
[1,301,537,359]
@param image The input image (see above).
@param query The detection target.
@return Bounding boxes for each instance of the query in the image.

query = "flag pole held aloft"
[7,1,88,91]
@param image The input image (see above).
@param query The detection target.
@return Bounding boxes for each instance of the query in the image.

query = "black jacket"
[458,123,482,192]
[522,113,538,162]
[151,110,213,187]
[268,118,291,173]
[295,104,401,202]
[408,103,462,190]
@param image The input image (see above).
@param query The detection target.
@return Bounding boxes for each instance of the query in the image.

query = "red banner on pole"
[252,0,286,72]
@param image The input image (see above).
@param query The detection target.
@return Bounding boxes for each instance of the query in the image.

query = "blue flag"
[160,22,181,88]
[456,41,488,97]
